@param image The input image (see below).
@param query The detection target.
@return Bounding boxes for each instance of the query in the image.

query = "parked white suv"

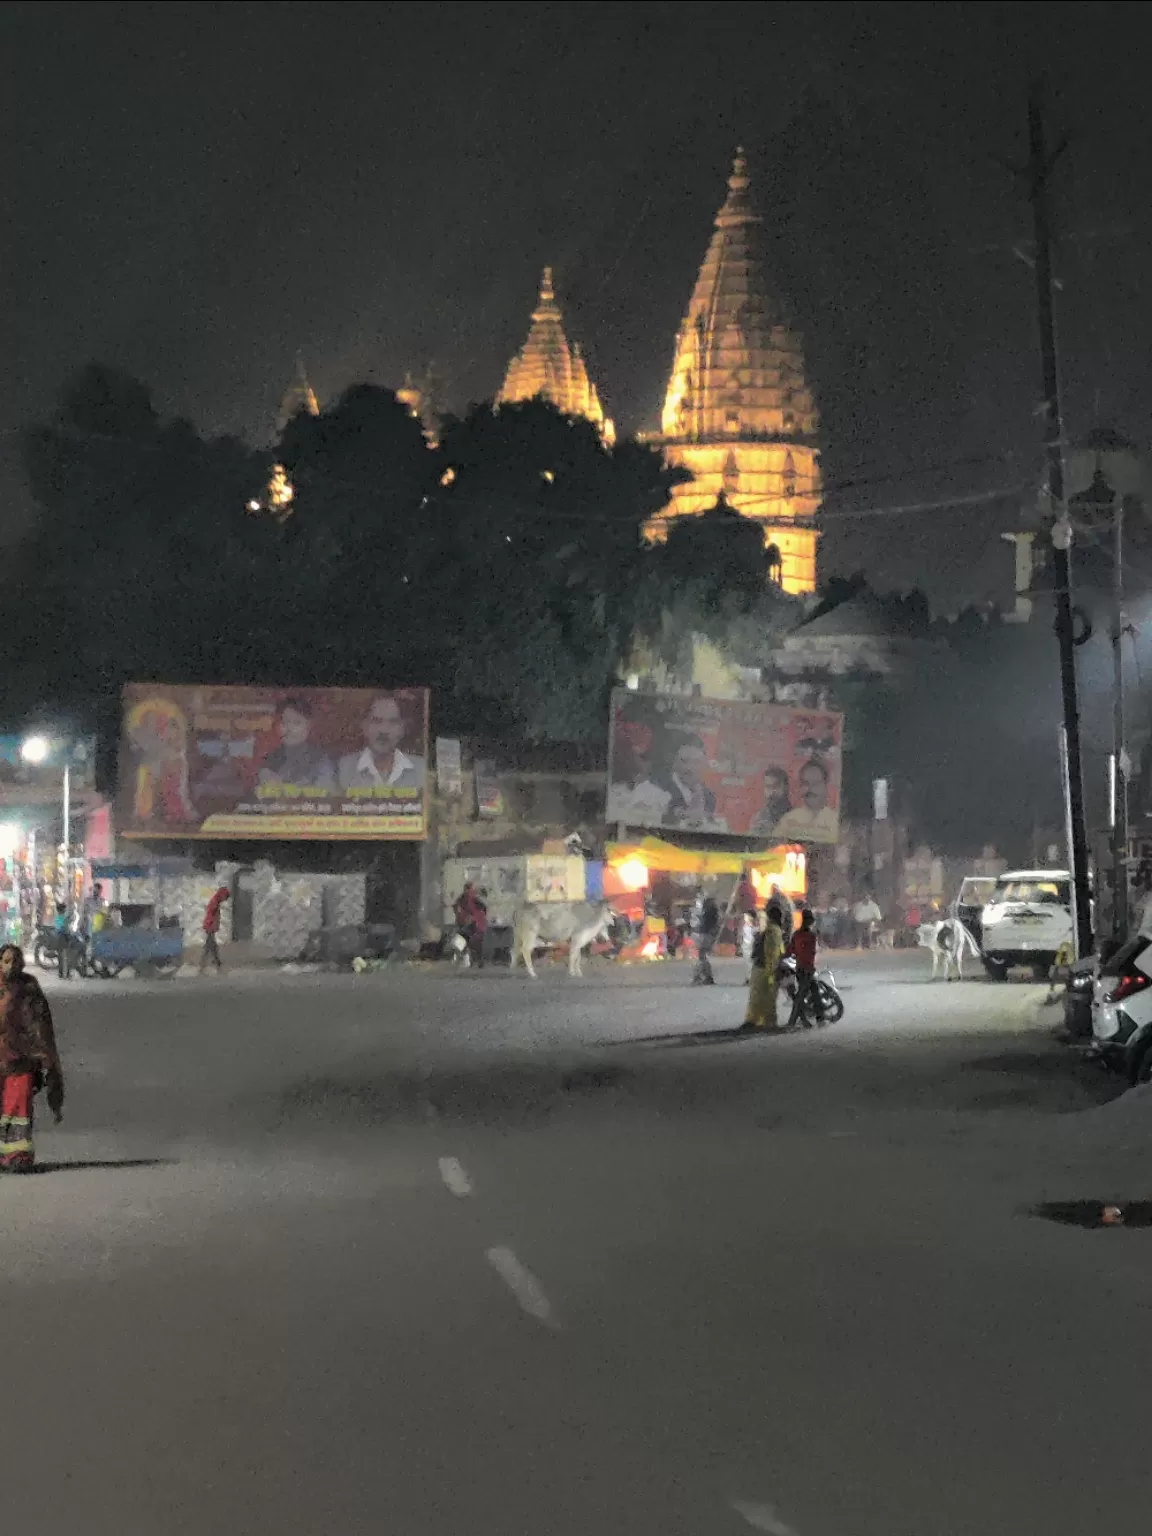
[980,870,1073,981]
[1092,934,1152,1085]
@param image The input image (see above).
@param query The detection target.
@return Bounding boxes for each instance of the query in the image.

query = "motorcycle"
[33,924,61,971]
[778,953,844,1026]
[33,924,90,978]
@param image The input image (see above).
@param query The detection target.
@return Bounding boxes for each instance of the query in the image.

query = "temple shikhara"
[497,267,615,446]
[277,355,320,436]
[651,150,820,595]
[278,152,820,592]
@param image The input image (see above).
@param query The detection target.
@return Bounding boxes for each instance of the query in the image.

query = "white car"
[980,869,1073,981]
[1091,934,1152,1085]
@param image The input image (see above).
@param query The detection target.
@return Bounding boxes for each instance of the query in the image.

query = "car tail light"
[1108,972,1152,1004]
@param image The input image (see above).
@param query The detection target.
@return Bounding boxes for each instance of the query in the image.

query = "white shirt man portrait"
[337,695,425,791]
[773,758,839,842]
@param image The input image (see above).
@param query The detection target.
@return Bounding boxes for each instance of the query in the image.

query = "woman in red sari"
[0,944,64,1171]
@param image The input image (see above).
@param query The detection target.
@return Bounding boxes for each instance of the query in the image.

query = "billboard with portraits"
[607,690,843,845]
[117,684,428,840]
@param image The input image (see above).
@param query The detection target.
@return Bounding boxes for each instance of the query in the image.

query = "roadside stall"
[603,837,806,962]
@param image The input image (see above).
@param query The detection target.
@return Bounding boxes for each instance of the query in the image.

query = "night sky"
[6,1,1151,605]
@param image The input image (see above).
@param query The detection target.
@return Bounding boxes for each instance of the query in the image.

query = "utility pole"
[1027,80,1094,958]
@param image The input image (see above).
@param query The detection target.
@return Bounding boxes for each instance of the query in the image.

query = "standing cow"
[917,918,980,980]
[512,901,613,978]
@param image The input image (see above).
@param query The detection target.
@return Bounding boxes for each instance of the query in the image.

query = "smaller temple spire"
[396,368,440,445]
[498,267,614,443]
[277,354,320,435]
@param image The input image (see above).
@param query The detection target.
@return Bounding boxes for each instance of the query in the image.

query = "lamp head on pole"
[19,735,51,766]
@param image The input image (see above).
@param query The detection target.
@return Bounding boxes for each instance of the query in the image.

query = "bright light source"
[0,823,20,859]
[20,735,50,766]
[246,498,262,513]
[616,857,649,892]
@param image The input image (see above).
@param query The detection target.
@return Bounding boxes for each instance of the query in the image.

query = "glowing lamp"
[616,857,649,892]
[19,735,50,766]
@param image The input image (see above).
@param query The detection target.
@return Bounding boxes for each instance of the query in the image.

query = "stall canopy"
[605,836,790,878]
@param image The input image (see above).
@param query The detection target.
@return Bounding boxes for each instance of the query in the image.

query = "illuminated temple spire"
[653,149,822,594]
[257,356,320,523]
[498,267,615,444]
[396,366,443,444]
[277,354,320,435]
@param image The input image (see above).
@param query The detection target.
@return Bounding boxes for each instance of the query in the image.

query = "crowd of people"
[809,894,947,949]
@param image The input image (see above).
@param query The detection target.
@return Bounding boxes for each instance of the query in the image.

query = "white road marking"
[485,1245,560,1330]
[438,1156,472,1198]
[730,1498,799,1535]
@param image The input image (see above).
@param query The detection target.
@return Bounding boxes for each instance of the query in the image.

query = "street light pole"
[62,758,71,910]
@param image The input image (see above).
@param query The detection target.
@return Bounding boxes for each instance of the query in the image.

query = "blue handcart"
[87,861,187,978]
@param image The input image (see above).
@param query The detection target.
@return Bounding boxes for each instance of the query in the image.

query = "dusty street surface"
[4,950,1148,1535]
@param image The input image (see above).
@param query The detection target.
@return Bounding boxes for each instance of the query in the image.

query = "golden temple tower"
[498,267,615,444]
[652,151,821,594]
[277,355,320,435]
[397,369,440,444]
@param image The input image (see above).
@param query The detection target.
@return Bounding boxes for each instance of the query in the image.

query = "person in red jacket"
[786,907,822,1027]
[200,886,231,974]
[453,882,488,968]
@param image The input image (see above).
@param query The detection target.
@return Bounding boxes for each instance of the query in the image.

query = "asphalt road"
[4,950,1150,1535]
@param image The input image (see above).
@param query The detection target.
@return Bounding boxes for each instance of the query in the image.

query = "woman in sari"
[0,944,64,1171]
[741,904,786,1032]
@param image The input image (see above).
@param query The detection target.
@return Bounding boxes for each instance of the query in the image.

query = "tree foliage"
[12,370,777,750]
[636,494,799,678]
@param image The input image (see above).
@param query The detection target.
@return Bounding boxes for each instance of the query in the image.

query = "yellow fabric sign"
[605,836,789,877]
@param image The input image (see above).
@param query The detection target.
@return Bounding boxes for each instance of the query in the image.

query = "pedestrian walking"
[0,944,63,1171]
[734,868,757,947]
[54,901,75,980]
[741,903,786,1031]
[200,885,231,973]
[690,891,721,985]
[853,894,882,949]
[786,908,823,1028]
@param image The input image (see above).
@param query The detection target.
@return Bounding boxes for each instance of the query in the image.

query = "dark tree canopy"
[12,373,766,751]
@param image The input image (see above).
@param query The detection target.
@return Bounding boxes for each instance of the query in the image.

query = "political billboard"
[606,690,843,844]
[117,685,429,840]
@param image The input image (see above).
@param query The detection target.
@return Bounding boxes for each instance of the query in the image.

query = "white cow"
[512,900,614,978]
[917,918,980,980]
